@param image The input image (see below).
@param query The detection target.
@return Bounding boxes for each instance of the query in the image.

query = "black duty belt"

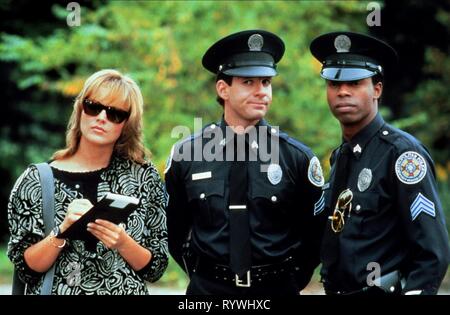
[323,270,403,295]
[195,256,295,287]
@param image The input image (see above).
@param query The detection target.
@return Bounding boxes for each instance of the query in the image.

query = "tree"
[1,0,449,241]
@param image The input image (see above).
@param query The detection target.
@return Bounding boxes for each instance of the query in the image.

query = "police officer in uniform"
[165,30,327,295]
[310,31,450,295]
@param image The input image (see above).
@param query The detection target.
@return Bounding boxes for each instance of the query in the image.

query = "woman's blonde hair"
[52,69,150,164]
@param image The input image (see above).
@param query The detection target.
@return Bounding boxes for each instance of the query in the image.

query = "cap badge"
[248,33,264,51]
[334,34,351,53]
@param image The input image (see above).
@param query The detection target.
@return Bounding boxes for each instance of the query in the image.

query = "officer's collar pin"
[248,33,264,51]
[353,144,362,153]
[334,34,351,53]
[382,130,389,136]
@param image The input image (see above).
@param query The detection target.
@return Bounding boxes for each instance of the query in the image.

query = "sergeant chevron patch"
[314,191,325,216]
[410,193,435,221]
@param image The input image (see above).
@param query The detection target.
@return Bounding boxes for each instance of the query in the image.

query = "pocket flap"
[186,179,224,202]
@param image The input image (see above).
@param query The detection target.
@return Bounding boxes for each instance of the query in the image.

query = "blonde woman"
[8,69,168,294]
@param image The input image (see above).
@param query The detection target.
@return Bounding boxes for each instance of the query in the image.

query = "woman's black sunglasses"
[82,99,130,124]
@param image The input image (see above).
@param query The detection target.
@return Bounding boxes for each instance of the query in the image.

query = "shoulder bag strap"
[34,162,56,295]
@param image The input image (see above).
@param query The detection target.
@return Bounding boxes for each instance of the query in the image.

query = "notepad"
[59,193,139,241]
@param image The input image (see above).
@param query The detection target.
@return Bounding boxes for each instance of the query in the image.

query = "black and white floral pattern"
[7,156,168,295]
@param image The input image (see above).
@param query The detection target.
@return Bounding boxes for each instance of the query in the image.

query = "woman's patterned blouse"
[7,155,169,295]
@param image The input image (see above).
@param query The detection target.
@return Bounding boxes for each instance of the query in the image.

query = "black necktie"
[330,143,350,208]
[321,143,350,270]
[228,134,251,277]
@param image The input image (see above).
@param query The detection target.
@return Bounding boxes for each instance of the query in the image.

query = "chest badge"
[357,168,372,192]
[267,163,283,185]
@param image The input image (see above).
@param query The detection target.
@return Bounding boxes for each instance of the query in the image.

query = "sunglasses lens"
[337,189,353,209]
[331,210,344,233]
[106,110,128,124]
[330,189,353,233]
[83,100,103,116]
[83,99,129,124]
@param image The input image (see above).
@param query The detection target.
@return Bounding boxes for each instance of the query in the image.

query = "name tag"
[192,171,212,181]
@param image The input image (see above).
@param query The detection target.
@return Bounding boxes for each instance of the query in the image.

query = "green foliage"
[0,246,13,284]
[404,43,450,164]
[0,1,369,174]
[1,0,450,289]
[159,257,188,289]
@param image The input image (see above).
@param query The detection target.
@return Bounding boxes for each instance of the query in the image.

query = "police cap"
[310,31,398,81]
[202,29,285,77]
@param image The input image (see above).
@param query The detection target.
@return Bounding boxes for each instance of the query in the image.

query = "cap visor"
[321,68,376,81]
[223,66,277,77]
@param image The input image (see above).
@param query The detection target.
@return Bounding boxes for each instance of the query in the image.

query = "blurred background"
[0,0,449,294]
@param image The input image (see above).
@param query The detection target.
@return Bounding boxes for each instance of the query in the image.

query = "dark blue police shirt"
[165,118,326,288]
[321,113,450,294]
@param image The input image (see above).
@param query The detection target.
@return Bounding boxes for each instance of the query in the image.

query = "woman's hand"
[60,199,93,233]
[87,219,152,270]
[86,219,130,250]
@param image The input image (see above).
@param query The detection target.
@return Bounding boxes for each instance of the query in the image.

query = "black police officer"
[310,31,450,295]
[165,30,327,295]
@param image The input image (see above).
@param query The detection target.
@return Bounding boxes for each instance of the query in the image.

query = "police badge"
[357,168,372,192]
[267,163,282,185]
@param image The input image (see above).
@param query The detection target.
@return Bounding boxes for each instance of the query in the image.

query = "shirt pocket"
[249,178,295,215]
[348,191,381,236]
[185,179,224,225]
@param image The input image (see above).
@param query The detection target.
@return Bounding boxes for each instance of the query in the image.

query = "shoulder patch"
[395,151,427,184]
[308,156,324,187]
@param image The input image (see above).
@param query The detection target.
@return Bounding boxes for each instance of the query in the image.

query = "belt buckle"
[235,271,251,287]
